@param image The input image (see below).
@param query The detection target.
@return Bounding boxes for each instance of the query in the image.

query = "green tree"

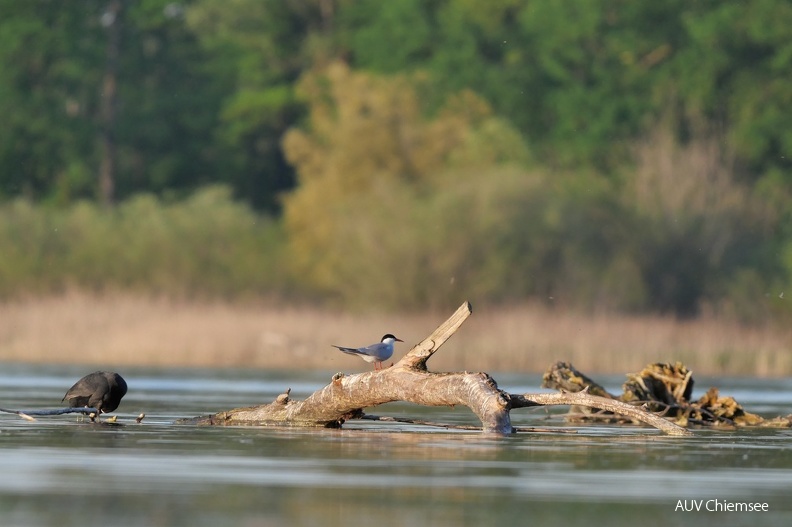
[671,0,792,185]
[0,0,235,204]
[338,0,792,184]
[112,0,232,201]
[338,0,679,169]
[185,0,335,210]
[0,0,104,201]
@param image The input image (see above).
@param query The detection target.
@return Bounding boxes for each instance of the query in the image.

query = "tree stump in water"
[180,302,690,436]
[542,360,792,428]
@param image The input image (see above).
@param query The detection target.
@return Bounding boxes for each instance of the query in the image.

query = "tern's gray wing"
[360,342,393,361]
[332,342,393,361]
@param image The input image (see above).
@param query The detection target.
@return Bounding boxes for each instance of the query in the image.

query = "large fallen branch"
[181,302,690,436]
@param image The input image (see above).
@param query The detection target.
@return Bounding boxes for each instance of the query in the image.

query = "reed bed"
[0,292,789,377]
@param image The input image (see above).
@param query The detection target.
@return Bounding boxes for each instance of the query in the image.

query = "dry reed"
[0,292,789,377]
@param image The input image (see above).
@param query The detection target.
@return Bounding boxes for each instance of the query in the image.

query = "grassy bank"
[1,292,789,377]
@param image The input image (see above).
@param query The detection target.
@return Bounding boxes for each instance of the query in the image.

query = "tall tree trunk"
[99,0,122,206]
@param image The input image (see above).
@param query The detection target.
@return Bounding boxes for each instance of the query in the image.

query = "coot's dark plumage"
[62,371,127,415]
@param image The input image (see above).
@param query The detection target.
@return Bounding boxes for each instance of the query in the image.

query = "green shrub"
[0,185,288,299]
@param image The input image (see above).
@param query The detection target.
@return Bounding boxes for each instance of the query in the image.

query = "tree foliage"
[281,63,514,307]
[0,1,790,317]
[281,63,644,311]
[0,0,232,204]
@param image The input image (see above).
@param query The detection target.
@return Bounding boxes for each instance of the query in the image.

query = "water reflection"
[1,364,792,526]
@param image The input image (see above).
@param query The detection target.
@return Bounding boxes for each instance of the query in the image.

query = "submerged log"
[180,302,690,436]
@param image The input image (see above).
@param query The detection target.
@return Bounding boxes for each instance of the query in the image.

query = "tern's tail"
[332,345,363,356]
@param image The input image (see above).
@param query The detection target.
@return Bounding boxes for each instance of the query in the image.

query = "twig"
[0,407,98,417]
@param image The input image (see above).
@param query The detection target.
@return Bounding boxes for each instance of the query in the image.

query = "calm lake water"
[1,363,792,527]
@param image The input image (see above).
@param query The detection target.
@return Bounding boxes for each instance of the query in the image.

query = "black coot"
[62,371,128,417]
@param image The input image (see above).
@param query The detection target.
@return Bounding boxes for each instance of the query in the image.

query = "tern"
[332,334,404,370]
[62,371,128,420]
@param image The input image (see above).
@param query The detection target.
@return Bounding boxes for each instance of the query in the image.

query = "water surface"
[1,364,791,526]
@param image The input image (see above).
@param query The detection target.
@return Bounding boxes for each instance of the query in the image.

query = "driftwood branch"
[511,392,691,436]
[181,301,690,436]
[0,407,145,424]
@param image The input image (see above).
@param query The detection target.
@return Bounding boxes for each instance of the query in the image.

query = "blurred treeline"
[0,0,790,319]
